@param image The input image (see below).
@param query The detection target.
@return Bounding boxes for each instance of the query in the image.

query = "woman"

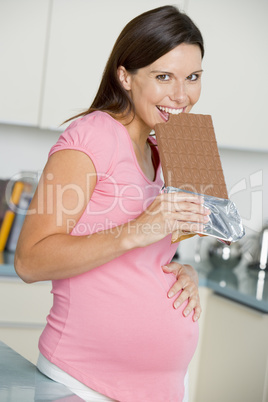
[15,5,209,402]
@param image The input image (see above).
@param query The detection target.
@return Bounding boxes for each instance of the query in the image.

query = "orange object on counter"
[0,181,24,252]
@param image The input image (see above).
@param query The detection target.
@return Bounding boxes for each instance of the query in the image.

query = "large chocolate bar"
[154,113,228,199]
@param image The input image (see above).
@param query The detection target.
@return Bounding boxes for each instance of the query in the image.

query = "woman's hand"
[130,192,210,249]
[162,262,201,322]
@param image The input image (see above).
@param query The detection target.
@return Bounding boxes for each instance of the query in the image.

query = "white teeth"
[158,106,183,115]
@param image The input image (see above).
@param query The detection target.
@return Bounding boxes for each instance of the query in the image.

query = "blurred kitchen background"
[1,0,267,252]
[0,1,268,402]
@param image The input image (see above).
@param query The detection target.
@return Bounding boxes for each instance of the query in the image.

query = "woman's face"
[118,43,203,133]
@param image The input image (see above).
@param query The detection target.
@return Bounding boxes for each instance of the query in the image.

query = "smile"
[157,106,184,115]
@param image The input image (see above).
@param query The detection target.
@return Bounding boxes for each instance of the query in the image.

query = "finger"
[167,277,189,298]
[157,199,204,215]
[158,195,211,222]
[172,207,209,222]
[173,287,192,309]
[162,261,183,275]
[173,192,204,204]
[171,220,205,234]
[181,297,198,317]
[173,201,210,216]
[162,271,188,298]
[163,263,193,290]
[163,192,204,206]
[193,305,202,322]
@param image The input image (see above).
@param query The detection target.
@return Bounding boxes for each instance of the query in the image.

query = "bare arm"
[15,150,209,283]
[15,150,133,282]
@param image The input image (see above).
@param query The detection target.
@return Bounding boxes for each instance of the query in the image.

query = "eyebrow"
[190,69,204,74]
[150,69,204,75]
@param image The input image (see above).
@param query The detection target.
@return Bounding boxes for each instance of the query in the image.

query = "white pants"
[37,353,189,402]
[37,353,115,401]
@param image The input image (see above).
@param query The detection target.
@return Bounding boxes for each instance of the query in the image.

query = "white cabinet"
[188,286,211,402]
[40,0,184,129]
[0,279,53,364]
[0,0,50,126]
[1,0,266,150]
[186,0,268,150]
[0,0,184,129]
[189,290,268,402]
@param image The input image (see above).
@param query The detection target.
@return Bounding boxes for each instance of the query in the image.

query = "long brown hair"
[64,5,204,124]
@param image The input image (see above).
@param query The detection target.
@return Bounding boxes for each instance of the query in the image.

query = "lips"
[157,106,184,122]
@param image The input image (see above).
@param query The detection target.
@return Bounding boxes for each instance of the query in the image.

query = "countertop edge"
[1,256,268,313]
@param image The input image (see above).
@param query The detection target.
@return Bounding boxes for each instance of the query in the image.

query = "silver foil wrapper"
[164,186,245,244]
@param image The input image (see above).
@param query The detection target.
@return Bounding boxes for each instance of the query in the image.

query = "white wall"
[0,123,60,177]
[219,147,268,234]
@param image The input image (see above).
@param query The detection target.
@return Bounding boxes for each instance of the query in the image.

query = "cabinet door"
[0,326,44,364]
[0,0,50,126]
[0,281,53,324]
[187,0,268,150]
[188,287,212,402]
[0,280,53,364]
[193,292,268,402]
[40,0,184,129]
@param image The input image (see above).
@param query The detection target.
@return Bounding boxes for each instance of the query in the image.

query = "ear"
[117,66,132,91]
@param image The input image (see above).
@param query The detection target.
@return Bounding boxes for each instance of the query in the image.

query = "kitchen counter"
[0,252,16,276]
[190,258,268,313]
[0,340,83,401]
[0,252,268,313]
[1,251,268,313]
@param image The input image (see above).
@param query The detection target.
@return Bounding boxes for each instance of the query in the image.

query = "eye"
[187,73,200,82]
[156,74,170,82]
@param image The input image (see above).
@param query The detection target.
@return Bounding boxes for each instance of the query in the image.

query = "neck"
[115,114,152,151]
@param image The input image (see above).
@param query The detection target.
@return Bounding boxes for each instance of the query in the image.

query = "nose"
[170,81,188,104]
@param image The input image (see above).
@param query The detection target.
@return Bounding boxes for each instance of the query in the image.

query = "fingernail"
[193,315,199,322]
[174,301,180,309]
[183,309,189,316]
[168,291,174,298]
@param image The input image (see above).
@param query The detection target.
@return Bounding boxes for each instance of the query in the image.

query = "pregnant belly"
[64,266,199,373]
[101,295,198,373]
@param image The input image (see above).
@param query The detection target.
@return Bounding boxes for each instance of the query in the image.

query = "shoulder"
[57,111,120,148]
[49,111,121,175]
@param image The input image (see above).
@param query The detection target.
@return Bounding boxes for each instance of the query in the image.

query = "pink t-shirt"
[39,111,198,402]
